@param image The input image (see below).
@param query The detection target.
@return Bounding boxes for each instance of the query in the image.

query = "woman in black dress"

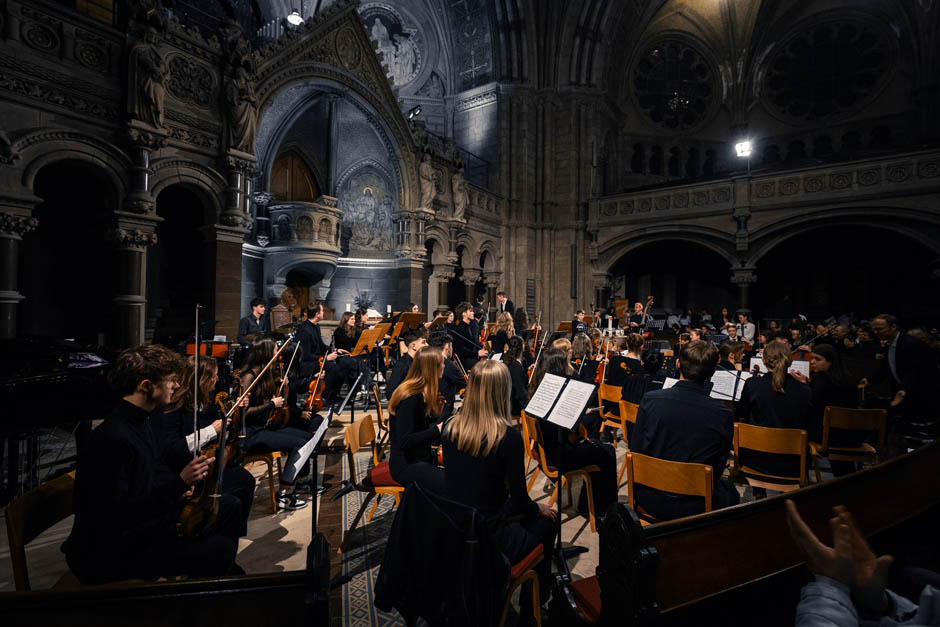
[441,359,555,622]
[736,341,812,479]
[490,311,514,356]
[388,346,446,495]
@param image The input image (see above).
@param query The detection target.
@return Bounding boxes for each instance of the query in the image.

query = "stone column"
[731,267,757,314]
[125,124,167,215]
[199,223,250,343]
[0,208,38,338]
[483,272,501,321]
[430,265,455,314]
[111,223,158,348]
[462,268,481,305]
[223,153,256,230]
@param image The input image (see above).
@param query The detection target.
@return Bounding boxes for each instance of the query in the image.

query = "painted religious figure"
[340,172,394,252]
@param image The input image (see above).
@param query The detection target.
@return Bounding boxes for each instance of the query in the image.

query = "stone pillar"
[125,124,167,215]
[731,267,757,314]
[462,268,481,305]
[223,153,256,230]
[0,208,38,338]
[592,271,610,313]
[200,223,250,343]
[111,223,158,348]
[483,272,501,321]
[430,265,455,314]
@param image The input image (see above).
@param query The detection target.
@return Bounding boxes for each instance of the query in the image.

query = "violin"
[304,356,327,414]
[268,340,301,428]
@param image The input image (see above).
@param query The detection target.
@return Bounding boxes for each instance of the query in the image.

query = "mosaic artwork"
[339,170,395,253]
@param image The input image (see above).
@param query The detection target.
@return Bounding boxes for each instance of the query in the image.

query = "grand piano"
[0,338,115,504]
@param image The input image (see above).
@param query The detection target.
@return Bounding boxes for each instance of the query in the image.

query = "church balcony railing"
[263,198,343,256]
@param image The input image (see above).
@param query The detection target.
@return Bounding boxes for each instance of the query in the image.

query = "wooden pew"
[563,440,940,625]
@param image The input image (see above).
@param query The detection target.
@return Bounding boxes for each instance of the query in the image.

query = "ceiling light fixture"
[286,9,304,26]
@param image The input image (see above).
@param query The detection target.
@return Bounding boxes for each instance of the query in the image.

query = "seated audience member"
[64,345,242,583]
[631,340,739,520]
[427,331,463,419]
[155,356,255,536]
[791,344,867,476]
[865,313,940,419]
[386,330,427,400]
[501,336,530,416]
[240,339,316,511]
[388,346,446,495]
[736,341,813,478]
[786,501,940,626]
[441,360,556,622]
[529,349,617,517]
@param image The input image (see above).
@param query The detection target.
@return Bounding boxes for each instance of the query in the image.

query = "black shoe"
[276,492,308,511]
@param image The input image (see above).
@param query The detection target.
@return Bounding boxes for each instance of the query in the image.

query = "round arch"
[150,161,227,224]
[598,225,738,273]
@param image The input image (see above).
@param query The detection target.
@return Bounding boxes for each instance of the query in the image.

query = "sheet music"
[547,379,596,430]
[710,370,752,401]
[749,357,768,373]
[490,353,502,361]
[291,412,329,476]
[789,360,810,379]
[662,377,679,389]
[524,373,565,419]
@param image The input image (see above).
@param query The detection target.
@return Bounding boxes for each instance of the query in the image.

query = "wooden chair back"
[344,413,380,478]
[522,412,557,479]
[733,423,807,487]
[372,384,387,431]
[626,452,713,514]
[5,471,76,591]
[820,406,887,451]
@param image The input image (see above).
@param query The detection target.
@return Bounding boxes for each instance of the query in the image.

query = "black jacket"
[386,353,413,400]
[507,360,529,416]
[294,320,328,376]
[497,299,515,316]
[736,374,812,432]
[452,321,479,369]
[237,313,269,345]
[374,483,509,627]
[389,393,440,481]
[871,332,940,416]
[439,356,464,419]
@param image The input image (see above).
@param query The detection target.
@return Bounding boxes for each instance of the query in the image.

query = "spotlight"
[735,140,753,158]
[407,105,422,120]
[286,10,304,25]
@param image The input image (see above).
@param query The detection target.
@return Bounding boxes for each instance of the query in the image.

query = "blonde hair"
[495,311,514,336]
[763,340,793,394]
[445,360,512,457]
[551,337,571,354]
[389,346,442,417]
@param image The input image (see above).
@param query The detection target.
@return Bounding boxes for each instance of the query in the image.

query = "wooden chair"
[519,410,542,485]
[340,413,404,550]
[523,412,601,532]
[242,451,283,514]
[497,545,544,627]
[372,383,389,449]
[732,423,807,493]
[596,383,640,486]
[5,471,76,591]
[625,452,713,525]
[809,406,887,482]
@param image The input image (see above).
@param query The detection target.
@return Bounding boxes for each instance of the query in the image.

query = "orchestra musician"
[490,312,514,355]
[496,291,515,316]
[155,355,255,537]
[453,301,487,372]
[571,309,589,337]
[294,302,355,410]
[388,346,447,495]
[387,330,428,401]
[64,345,242,583]
[737,312,757,345]
[501,336,530,416]
[237,297,269,345]
[629,301,648,328]
[240,339,317,511]
[427,331,463,419]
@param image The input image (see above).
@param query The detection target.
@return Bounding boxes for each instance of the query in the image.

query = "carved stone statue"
[128,27,169,128]
[451,169,468,222]
[418,153,436,210]
[226,64,258,153]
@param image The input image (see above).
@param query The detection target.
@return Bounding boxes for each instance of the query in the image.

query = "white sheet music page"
[709,370,739,400]
[662,377,680,389]
[789,360,810,379]
[547,379,596,430]
[524,373,565,419]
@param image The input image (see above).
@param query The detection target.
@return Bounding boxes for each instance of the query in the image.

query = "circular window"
[763,19,892,122]
[632,39,715,131]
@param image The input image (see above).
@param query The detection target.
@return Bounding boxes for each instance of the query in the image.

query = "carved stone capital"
[462,268,481,285]
[431,266,456,282]
[224,154,257,176]
[110,227,158,249]
[123,196,155,215]
[126,125,169,150]
[0,212,38,237]
[482,272,501,289]
[220,211,251,228]
[730,268,757,286]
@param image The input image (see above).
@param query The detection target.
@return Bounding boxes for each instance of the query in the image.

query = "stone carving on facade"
[226,64,259,154]
[128,27,170,128]
[0,213,38,237]
[167,56,215,108]
[418,152,436,210]
[361,5,421,86]
[451,169,468,222]
[110,228,158,249]
[0,129,21,165]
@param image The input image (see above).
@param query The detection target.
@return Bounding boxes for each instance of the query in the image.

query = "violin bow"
[226,338,293,420]
[528,323,552,384]
[193,304,201,456]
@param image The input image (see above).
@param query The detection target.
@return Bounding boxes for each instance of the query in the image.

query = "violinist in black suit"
[496,291,515,316]
[631,340,739,520]
[453,301,487,372]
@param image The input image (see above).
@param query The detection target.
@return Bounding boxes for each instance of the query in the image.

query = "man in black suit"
[386,330,427,400]
[427,331,464,419]
[237,297,269,345]
[630,340,739,521]
[294,303,357,407]
[453,301,487,372]
[868,314,940,419]
[496,291,515,316]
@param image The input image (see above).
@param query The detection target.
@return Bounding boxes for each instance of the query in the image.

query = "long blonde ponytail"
[763,341,793,394]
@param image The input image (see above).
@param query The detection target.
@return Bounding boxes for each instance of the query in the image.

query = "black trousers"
[390,461,446,498]
[243,426,314,485]
[550,439,618,516]
[490,513,555,619]
[221,465,255,535]
[113,493,242,582]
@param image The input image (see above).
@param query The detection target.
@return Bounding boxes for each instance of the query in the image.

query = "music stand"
[398,313,425,331]
[336,372,364,425]
[644,319,665,331]
[348,324,390,416]
[428,314,448,330]
[557,321,572,333]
